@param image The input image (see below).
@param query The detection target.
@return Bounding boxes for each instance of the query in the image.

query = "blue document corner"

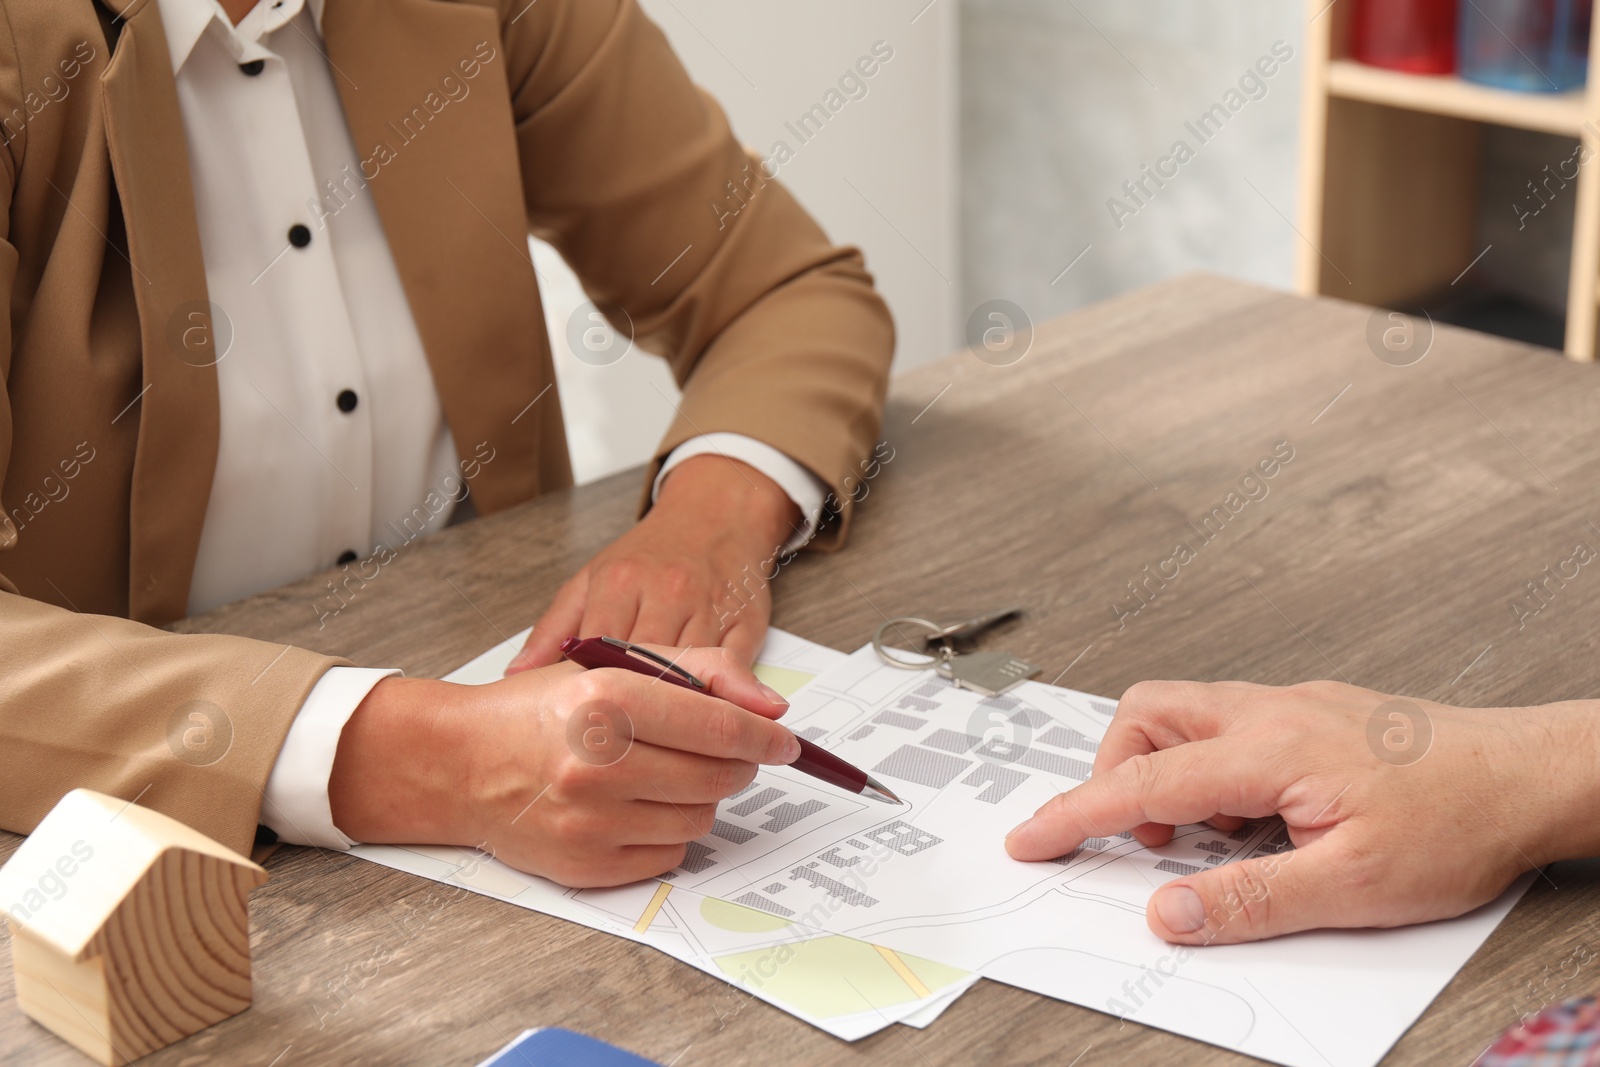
[476,1028,662,1067]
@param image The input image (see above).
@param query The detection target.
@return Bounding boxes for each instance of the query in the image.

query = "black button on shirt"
[240,60,265,76]
[288,224,312,248]
[336,389,358,414]
[337,550,359,566]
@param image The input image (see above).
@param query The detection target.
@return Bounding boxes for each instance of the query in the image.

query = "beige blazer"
[0,0,893,855]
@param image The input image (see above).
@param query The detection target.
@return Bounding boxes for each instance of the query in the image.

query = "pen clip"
[597,636,707,688]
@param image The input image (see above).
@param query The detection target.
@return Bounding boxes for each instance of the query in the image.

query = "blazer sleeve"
[500,0,895,547]
[0,589,347,856]
[0,96,344,857]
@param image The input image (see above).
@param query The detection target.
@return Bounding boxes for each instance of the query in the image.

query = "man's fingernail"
[1006,819,1031,840]
[756,681,789,707]
[1155,887,1207,934]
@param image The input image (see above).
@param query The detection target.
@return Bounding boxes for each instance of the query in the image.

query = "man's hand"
[327,647,800,886]
[508,455,801,674]
[1005,679,1600,945]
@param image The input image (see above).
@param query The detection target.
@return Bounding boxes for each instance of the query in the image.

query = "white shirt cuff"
[260,665,399,849]
[654,433,826,554]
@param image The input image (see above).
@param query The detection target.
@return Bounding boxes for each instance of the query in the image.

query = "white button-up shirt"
[154,0,823,849]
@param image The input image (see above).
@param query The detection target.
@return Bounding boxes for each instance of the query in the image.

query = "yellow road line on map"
[635,882,673,932]
[874,944,931,998]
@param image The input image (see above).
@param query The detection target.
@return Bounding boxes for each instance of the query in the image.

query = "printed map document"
[350,630,1532,1064]
[351,628,975,1041]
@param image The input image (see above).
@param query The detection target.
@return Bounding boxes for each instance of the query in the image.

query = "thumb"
[671,646,791,721]
[1146,843,1333,945]
[509,571,589,674]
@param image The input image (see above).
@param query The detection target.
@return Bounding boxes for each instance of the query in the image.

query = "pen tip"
[864,777,903,805]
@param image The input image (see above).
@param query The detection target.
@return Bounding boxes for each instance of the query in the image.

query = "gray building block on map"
[789,864,879,907]
[733,892,795,918]
[1037,725,1099,752]
[679,841,719,874]
[1014,745,1093,781]
[729,786,786,817]
[817,847,864,868]
[1008,707,1051,728]
[873,744,972,788]
[1156,859,1203,876]
[961,763,1029,803]
[760,800,828,832]
[972,738,1029,764]
[924,729,982,754]
[865,820,944,856]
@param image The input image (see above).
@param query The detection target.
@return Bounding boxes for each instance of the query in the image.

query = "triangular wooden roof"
[0,789,266,960]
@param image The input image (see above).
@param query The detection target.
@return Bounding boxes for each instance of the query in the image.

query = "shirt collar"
[155,0,327,74]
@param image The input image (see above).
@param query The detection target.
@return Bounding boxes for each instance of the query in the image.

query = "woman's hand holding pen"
[327,647,800,886]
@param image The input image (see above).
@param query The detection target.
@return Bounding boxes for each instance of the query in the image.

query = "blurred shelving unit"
[1296,0,1600,359]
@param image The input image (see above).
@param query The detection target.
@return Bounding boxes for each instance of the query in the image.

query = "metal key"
[922,606,1022,647]
[935,648,1040,697]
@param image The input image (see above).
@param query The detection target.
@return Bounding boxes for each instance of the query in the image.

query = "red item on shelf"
[1350,0,1458,74]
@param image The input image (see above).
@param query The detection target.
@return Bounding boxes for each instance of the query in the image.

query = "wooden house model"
[0,789,268,1065]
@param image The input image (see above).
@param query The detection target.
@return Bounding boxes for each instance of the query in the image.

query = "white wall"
[542,0,960,484]
[961,0,1304,330]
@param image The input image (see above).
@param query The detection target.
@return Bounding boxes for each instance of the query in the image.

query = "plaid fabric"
[1479,997,1600,1067]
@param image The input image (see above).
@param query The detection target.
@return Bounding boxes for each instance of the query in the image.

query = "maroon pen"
[560,635,902,805]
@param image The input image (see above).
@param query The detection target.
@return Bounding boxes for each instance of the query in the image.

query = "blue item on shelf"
[1458,0,1592,91]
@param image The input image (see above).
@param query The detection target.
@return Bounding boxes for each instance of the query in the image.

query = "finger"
[642,644,792,721]
[1207,814,1248,833]
[1093,681,1252,843]
[589,671,798,765]
[710,593,760,644]
[511,571,590,674]
[544,844,690,889]
[629,595,698,650]
[678,611,728,656]
[1097,680,1248,774]
[620,799,721,845]
[576,580,642,646]
[1006,738,1283,862]
[1147,842,1340,945]
[717,614,767,669]
[1090,711,1167,844]
[578,740,757,805]
[617,844,693,885]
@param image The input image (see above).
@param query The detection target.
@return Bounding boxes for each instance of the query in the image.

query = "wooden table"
[6,273,1600,1065]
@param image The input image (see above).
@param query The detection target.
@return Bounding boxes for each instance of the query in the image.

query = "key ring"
[872,617,947,670]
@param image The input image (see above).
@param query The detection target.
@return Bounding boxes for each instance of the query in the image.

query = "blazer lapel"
[98,0,221,624]
[321,0,567,513]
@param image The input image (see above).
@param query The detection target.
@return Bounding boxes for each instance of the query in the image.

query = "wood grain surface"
[5,273,1600,1066]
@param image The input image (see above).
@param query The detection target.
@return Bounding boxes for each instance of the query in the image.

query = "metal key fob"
[936,650,1040,697]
